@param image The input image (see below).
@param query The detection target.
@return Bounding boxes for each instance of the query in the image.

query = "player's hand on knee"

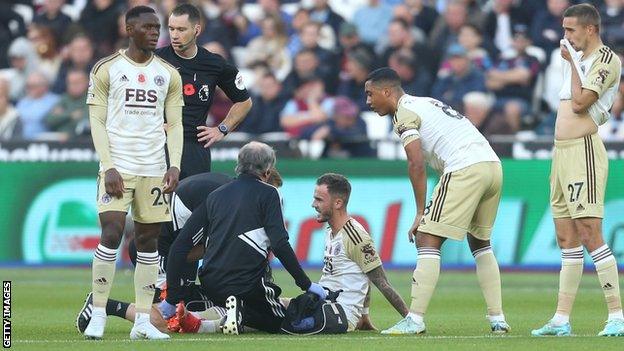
[162,167,180,193]
[104,168,124,199]
[158,300,176,320]
[196,125,225,148]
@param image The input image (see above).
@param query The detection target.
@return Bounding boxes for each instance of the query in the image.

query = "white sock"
[198,320,220,333]
[134,312,150,324]
[487,314,505,323]
[608,310,624,321]
[407,312,424,324]
[551,312,569,326]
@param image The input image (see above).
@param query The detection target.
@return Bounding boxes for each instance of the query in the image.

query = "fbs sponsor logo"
[22,180,101,264]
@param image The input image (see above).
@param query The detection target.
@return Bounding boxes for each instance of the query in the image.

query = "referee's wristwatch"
[217,123,229,136]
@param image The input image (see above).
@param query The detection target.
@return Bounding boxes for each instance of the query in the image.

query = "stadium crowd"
[0,0,623,155]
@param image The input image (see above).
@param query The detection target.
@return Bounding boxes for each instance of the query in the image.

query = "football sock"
[473,246,503,317]
[591,245,623,320]
[92,244,117,308]
[135,251,159,314]
[553,246,583,324]
[105,299,130,319]
[410,248,441,316]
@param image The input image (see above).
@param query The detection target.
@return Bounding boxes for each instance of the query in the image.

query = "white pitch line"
[15,334,609,343]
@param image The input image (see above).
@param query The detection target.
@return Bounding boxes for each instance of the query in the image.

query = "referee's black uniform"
[167,173,312,333]
[155,46,250,179]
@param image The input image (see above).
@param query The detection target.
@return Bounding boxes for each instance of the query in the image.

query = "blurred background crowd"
[0,0,623,158]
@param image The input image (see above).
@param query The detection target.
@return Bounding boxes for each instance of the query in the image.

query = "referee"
[164,142,327,334]
[156,3,252,179]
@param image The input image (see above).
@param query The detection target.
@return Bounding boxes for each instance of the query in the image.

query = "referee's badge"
[199,85,209,101]
[235,72,245,90]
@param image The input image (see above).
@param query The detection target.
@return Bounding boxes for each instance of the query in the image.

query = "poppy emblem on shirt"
[184,83,196,96]
[138,73,146,84]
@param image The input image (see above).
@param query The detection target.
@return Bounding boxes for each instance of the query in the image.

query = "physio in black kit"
[156,3,252,179]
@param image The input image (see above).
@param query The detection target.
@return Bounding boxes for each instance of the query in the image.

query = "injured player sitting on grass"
[75,170,280,335]
[172,173,409,334]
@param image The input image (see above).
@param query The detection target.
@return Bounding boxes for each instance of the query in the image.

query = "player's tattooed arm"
[366,266,409,317]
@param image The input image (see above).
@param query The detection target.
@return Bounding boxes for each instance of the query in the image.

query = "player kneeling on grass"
[173,173,409,334]
[365,68,509,335]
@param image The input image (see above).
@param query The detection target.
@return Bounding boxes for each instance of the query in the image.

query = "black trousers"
[201,277,286,333]
[180,140,211,180]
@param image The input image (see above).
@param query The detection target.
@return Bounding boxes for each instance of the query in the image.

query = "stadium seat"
[361,111,391,140]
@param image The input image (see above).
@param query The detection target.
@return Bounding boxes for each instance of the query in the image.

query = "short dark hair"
[171,3,202,24]
[563,3,601,32]
[125,5,156,24]
[366,67,401,87]
[316,173,351,205]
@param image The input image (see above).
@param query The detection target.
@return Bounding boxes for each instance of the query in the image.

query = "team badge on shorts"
[154,75,165,86]
[101,193,112,205]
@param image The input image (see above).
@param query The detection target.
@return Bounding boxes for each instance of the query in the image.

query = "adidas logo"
[603,283,614,290]
[143,284,157,291]
[94,277,108,285]
[120,74,129,82]
[576,204,585,212]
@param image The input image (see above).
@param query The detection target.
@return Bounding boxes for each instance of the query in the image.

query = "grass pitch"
[3,268,623,350]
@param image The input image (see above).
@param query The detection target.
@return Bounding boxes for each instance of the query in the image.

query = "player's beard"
[314,208,331,223]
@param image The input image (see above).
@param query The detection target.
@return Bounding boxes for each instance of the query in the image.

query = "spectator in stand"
[33,0,73,45]
[352,0,394,46]
[280,76,334,140]
[431,43,486,112]
[79,0,121,57]
[405,0,439,36]
[298,21,339,94]
[388,49,432,96]
[336,23,377,78]
[485,24,541,133]
[51,34,96,94]
[600,0,624,49]
[240,0,293,45]
[283,49,322,95]
[0,3,28,69]
[45,69,90,140]
[429,0,468,69]
[0,78,21,141]
[310,0,345,41]
[238,73,289,135]
[381,18,432,72]
[245,15,292,81]
[438,23,493,78]
[463,91,513,136]
[0,38,40,102]
[530,0,568,57]
[200,0,246,51]
[314,96,374,158]
[16,71,59,140]
[27,24,62,81]
[337,47,376,113]
[483,0,530,57]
